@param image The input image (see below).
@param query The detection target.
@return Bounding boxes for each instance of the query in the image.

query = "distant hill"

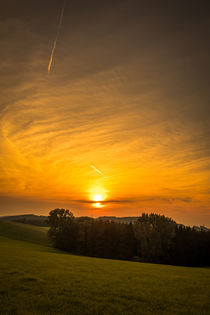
[98,216,210,230]
[98,216,139,223]
[0,214,48,226]
[1,214,209,231]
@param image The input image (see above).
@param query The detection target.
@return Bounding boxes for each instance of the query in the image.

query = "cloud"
[0,0,210,225]
[73,196,192,206]
[74,199,135,205]
[137,196,192,203]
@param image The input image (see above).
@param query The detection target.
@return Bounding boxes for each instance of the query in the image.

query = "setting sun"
[89,186,107,206]
[93,194,103,202]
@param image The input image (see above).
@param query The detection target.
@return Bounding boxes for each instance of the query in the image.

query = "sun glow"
[88,187,107,208]
[92,194,105,208]
[93,194,103,202]
[89,186,107,202]
[94,202,104,208]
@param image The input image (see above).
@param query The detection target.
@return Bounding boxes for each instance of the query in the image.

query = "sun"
[93,194,103,202]
[88,187,107,208]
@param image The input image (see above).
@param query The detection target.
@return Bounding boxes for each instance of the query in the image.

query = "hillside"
[1,214,48,226]
[0,220,210,314]
[0,220,49,245]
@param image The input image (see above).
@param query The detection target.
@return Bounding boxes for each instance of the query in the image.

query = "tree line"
[48,209,210,267]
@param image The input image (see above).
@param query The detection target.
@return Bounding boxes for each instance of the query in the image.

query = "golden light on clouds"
[94,202,104,209]
[0,1,210,226]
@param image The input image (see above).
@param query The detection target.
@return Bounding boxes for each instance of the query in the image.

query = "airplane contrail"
[48,0,66,73]
[90,165,107,178]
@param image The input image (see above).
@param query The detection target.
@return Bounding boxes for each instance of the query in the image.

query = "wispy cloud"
[74,199,135,204]
[0,0,210,226]
[48,0,66,73]
[90,165,106,177]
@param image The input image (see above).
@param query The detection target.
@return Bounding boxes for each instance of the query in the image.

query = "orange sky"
[0,1,210,226]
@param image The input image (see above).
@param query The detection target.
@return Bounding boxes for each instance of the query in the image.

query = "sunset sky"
[0,0,210,226]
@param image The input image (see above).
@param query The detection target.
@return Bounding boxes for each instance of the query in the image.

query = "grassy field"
[0,220,210,314]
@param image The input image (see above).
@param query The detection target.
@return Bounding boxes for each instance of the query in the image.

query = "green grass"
[0,220,49,245]
[0,220,210,314]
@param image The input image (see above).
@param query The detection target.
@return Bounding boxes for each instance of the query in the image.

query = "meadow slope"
[0,220,210,315]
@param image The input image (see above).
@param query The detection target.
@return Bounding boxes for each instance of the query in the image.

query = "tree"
[47,210,210,266]
[134,213,176,263]
[48,209,75,250]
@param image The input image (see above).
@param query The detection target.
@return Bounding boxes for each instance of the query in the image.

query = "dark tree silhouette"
[133,213,176,263]
[47,209,210,266]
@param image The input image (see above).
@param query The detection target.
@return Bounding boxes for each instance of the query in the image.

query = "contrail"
[90,165,107,178]
[48,0,66,73]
